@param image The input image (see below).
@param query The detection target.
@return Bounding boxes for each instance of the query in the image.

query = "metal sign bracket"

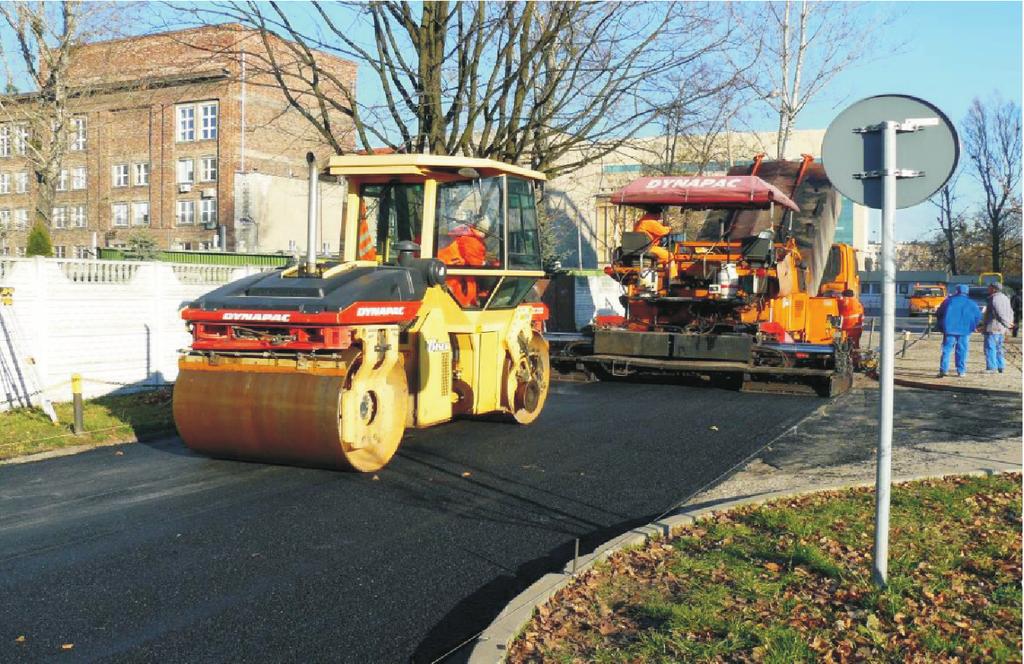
[853,169,926,180]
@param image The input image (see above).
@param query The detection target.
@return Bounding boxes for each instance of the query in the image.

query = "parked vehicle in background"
[968,286,989,316]
[908,283,946,317]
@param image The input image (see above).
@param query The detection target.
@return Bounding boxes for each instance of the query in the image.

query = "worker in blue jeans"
[983,283,1014,373]
[935,284,982,378]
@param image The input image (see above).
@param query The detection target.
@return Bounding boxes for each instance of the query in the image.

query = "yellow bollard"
[71,373,84,435]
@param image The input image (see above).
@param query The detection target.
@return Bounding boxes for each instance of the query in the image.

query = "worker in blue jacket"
[935,284,982,377]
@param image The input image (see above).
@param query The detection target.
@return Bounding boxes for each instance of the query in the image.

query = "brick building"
[0,24,356,257]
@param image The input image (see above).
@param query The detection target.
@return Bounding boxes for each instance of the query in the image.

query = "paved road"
[1,381,821,663]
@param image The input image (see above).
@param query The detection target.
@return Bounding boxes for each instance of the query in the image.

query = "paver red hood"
[610,175,800,211]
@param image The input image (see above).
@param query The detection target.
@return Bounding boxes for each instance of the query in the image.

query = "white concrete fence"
[0,257,269,409]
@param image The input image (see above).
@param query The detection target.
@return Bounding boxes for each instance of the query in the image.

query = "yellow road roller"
[172,154,550,471]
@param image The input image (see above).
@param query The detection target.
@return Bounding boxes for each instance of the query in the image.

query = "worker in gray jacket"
[983,282,1014,373]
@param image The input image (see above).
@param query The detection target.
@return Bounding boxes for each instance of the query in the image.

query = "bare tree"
[175,2,741,177]
[961,95,1022,273]
[929,179,967,275]
[0,1,137,232]
[736,1,888,158]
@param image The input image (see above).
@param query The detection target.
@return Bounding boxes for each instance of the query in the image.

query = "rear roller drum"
[504,333,550,425]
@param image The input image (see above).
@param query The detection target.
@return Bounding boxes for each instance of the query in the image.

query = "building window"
[54,245,66,258]
[0,209,9,228]
[132,201,149,226]
[200,199,217,227]
[13,125,28,155]
[14,208,28,230]
[176,200,195,225]
[0,173,8,195]
[71,205,86,228]
[73,245,90,259]
[56,169,69,192]
[134,163,149,186]
[52,207,66,229]
[70,117,87,151]
[0,126,9,158]
[112,202,129,227]
[71,167,86,190]
[200,156,217,182]
[15,172,28,194]
[177,105,195,142]
[176,158,194,184]
[112,164,129,188]
[15,246,26,257]
[200,102,218,140]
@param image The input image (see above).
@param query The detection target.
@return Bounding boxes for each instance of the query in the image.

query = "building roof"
[326,154,546,181]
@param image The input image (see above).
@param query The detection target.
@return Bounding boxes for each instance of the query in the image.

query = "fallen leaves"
[507,473,1022,664]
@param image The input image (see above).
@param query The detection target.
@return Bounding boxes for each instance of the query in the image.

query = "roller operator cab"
[172,155,550,472]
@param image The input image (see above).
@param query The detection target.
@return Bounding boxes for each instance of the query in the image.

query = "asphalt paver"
[0,381,821,663]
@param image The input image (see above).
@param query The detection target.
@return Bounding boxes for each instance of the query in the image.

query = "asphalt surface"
[1,381,821,663]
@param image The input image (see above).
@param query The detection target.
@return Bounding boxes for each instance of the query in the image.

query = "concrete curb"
[887,375,1021,397]
[0,437,139,466]
[0,428,180,466]
[466,468,1020,664]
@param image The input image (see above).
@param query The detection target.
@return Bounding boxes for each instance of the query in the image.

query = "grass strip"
[0,388,175,460]
[510,473,1022,664]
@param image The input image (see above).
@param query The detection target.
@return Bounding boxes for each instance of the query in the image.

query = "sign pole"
[823,94,959,591]
[873,121,898,587]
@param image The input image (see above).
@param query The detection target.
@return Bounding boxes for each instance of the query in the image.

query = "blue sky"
[6,1,1021,243]
[775,1,1022,241]
[267,1,1022,243]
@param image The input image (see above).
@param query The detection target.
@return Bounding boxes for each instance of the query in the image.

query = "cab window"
[435,176,504,269]
[507,177,542,269]
[360,182,424,262]
[486,276,538,309]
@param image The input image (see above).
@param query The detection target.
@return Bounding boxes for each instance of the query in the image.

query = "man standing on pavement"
[983,282,1014,373]
[935,284,982,378]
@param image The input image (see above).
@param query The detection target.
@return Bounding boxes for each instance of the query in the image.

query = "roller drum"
[173,362,407,471]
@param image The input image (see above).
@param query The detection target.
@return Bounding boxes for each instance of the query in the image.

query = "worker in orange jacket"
[838,289,864,348]
[633,212,672,264]
[437,224,488,307]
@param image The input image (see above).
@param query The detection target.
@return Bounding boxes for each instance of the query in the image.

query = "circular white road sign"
[822,94,959,210]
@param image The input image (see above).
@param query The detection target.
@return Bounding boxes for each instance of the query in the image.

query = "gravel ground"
[693,330,1022,507]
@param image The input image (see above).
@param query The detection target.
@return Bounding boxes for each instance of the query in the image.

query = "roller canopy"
[610,175,800,211]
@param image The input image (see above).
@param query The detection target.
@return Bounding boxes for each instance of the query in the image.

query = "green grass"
[0,388,175,460]
[511,474,1022,664]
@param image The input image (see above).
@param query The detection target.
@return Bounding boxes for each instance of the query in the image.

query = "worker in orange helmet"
[633,211,672,264]
[437,224,488,307]
[838,288,864,349]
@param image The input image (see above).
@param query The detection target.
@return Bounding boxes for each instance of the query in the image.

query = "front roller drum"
[172,360,408,472]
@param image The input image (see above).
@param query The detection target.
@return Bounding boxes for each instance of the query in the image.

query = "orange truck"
[560,158,861,397]
[908,283,946,317]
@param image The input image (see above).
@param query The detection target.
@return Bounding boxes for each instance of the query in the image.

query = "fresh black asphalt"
[1,381,821,663]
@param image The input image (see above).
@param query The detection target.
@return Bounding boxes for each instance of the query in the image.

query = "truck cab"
[908,283,946,317]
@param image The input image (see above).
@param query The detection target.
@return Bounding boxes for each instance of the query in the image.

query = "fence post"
[72,373,84,435]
